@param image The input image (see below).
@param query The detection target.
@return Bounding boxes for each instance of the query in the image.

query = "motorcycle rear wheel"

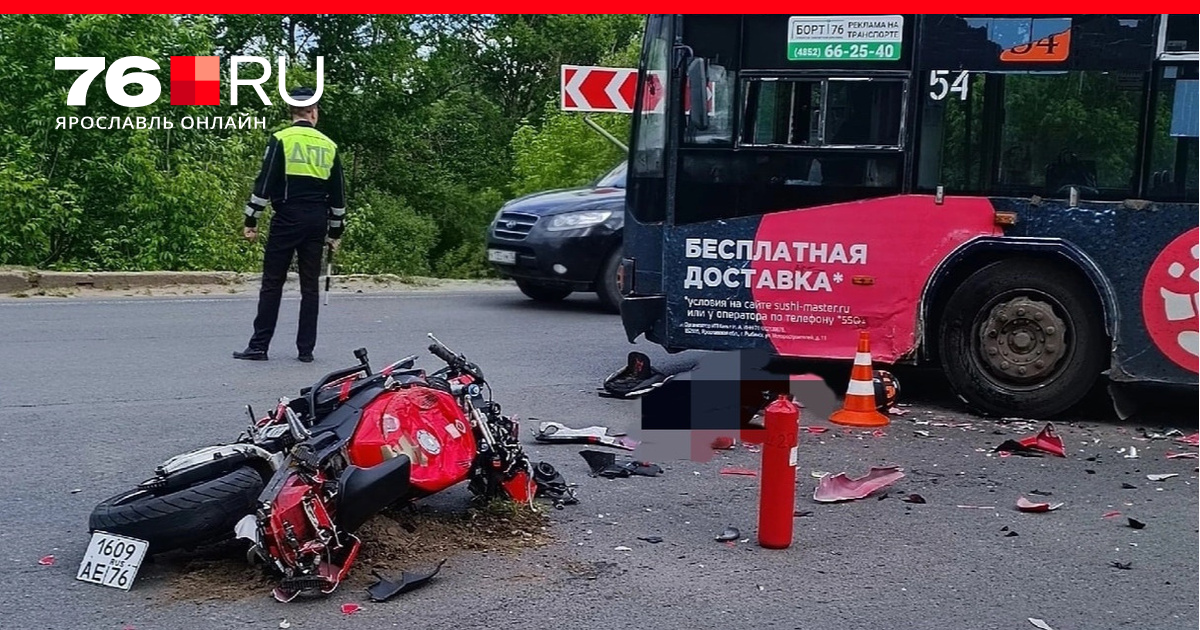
[88,465,264,555]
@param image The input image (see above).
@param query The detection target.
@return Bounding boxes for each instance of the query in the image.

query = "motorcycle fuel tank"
[350,387,476,494]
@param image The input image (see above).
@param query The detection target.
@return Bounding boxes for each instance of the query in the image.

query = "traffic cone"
[830,331,890,428]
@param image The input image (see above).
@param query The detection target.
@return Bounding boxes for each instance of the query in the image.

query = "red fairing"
[751,195,1000,362]
[349,387,476,494]
[262,471,332,570]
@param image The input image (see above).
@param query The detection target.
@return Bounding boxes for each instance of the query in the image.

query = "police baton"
[323,242,334,306]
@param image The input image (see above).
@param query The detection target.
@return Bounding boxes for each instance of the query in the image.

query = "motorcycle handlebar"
[427,333,483,383]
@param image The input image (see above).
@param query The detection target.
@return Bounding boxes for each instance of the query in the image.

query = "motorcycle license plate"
[487,249,516,265]
[76,531,149,591]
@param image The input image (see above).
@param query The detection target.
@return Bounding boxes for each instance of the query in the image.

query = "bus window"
[741,77,906,149]
[918,70,1145,200]
[632,17,669,180]
[1145,63,1199,202]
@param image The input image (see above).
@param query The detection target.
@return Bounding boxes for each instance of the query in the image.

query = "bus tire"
[596,249,623,315]
[937,259,1107,419]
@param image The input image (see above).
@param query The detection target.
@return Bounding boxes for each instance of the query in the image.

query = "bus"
[617,14,1198,419]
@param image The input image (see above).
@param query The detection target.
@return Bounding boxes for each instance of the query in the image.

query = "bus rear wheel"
[937,259,1107,419]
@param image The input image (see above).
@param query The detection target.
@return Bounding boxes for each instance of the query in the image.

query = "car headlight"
[545,210,613,232]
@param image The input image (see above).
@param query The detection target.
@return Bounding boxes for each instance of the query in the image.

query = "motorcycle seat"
[309,383,388,441]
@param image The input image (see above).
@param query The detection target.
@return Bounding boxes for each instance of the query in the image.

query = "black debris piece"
[1085,469,1096,475]
[901,494,927,504]
[1006,531,1019,537]
[367,560,446,602]
[1086,456,1098,462]
[1127,518,1146,530]
[1029,490,1053,496]
[715,527,741,542]
[600,351,671,399]
[1121,482,1138,489]
[532,461,579,508]
[793,510,814,518]
[580,450,663,478]
[1110,561,1133,570]
[637,536,664,544]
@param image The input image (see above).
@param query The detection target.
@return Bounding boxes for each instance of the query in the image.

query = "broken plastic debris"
[901,494,926,504]
[715,527,741,542]
[70,488,81,494]
[1124,446,1139,459]
[800,426,828,434]
[710,436,735,450]
[1177,433,1199,446]
[535,422,639,450]
[813,466,905,503]
[811,471,830,479]
[1029,489,1053,496]
[279,621,291,629]
[637,536,663,544]
[341,603,361,615]
[1109,561,1133,570]
[1019,423,1066,457]
[580,450,663,478]
[1000,526,1019,537]
[1146,473,1179,481]
[1102,511,1122,519]
[793,510,813,517]
[367,560,445,603]
[1166,451,1199,459]
[956,505,996,509]
[720,467,758,477]
[1121,482,1137,489]
[888,406,908,416]
[38,555,54,566]
[614,546,632,551]
[913,430,931,438]
[1127,518,1146,530]
[1028,618,1056,630]
[871,429,886,438]
[1016,496,1063,512]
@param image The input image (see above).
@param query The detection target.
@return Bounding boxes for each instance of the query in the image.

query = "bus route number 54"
[929,70,970,101]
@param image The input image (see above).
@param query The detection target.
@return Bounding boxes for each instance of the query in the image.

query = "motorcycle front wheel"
[88,465,264,555]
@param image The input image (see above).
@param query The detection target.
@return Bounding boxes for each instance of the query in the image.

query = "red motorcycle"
[90,334,561,601]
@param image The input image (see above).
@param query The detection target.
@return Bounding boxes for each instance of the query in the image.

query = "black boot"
[233,347,268,361]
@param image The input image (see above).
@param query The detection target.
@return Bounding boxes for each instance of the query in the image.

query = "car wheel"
[516,281,572,303]
[596,250,622,314]
[937,259,1107,419]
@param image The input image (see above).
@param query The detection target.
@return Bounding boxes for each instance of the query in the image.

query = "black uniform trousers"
[248,205,328,355]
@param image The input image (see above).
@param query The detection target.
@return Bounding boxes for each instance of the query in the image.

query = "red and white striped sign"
[560,65,639,113]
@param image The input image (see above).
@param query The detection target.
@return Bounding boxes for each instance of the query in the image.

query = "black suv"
[486,161,625,313]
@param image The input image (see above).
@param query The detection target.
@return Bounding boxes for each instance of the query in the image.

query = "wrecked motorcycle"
[90,334,561,601]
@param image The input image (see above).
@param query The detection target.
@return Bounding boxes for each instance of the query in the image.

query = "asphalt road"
[0,287,1196,630]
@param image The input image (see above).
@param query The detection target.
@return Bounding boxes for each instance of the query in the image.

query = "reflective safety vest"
[275,125,338,181]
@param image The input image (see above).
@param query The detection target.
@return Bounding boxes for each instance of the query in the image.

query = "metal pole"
[583,115,628,152]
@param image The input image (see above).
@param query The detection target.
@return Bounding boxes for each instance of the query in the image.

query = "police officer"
[233,86,346,363]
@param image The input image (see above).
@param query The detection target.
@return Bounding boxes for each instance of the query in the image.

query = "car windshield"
[594,161,627,188]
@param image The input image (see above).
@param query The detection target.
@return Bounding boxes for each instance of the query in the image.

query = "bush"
[337,189,439,276]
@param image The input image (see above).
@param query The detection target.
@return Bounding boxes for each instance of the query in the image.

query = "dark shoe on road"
[233,348,268,361]
[298,353,314,363]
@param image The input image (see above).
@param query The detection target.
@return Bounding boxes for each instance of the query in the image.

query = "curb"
[27,271,243,290]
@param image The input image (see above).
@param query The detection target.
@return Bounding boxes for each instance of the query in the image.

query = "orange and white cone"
[830,331,890,428]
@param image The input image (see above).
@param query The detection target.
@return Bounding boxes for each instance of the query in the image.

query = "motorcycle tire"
[88,465,264,555]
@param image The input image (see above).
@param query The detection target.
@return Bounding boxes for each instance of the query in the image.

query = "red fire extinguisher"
[758,393,799,549]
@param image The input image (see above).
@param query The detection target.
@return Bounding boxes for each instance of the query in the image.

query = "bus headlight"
[545,210,612,232]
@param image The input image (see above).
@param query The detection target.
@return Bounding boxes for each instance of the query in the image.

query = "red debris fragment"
[1166,451,1200,459]
[720,467,758,477]
[801,426,828,434]
[1177,433,1200,446]
[37,555,54,566]
[1016,496,1063,512]
[1102,511,1122,519]
[1018,423,1066,457]
[813,466,905,502]
[341,603,362,615]
[871,429,886,438]
[710,436,735,450]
